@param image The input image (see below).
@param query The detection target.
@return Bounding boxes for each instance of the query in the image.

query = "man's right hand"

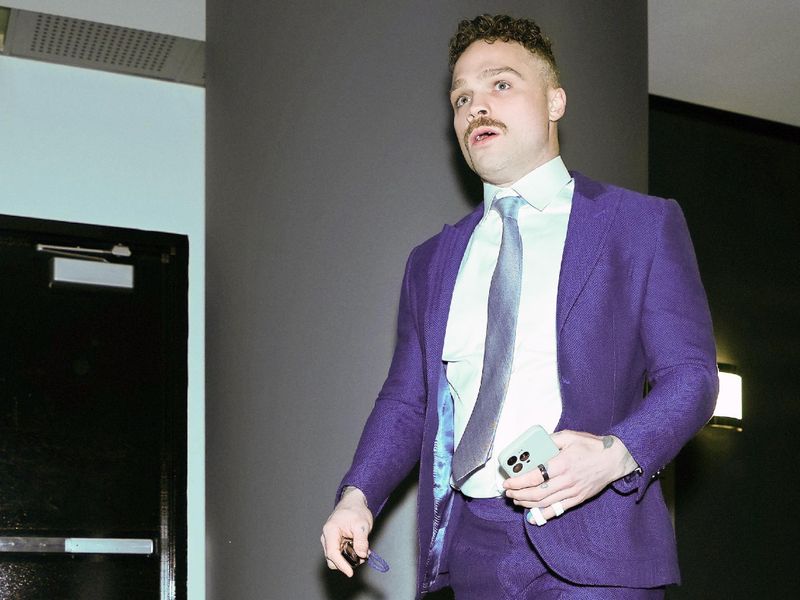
[321,486,374,577]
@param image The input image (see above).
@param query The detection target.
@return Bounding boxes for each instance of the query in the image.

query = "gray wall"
[206,2,648,598]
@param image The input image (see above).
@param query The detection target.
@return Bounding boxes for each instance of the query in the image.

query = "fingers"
[525,496,575,526]
[351,524,370,559]
[505,477,560,503]
[510,483,576,508]
[502,459,580,509]
[503,451,566,492]
[503,470,542,491]
[320,530,354,577]
[320,521,370,576]
[508,430,621,528]
[504,459,568,497]
[541,498,568,520]
[320,492,373,577]
[503,462,560,490]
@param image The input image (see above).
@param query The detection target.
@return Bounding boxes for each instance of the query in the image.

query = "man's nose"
[467,95,490,121]
[468,108,488,122]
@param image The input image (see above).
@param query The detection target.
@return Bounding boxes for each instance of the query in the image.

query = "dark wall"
[650,96,800,598]
[206,2,648,598]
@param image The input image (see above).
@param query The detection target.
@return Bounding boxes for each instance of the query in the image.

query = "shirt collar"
[482,156,572,217]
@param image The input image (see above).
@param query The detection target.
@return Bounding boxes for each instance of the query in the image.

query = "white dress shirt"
[444,156,574,497]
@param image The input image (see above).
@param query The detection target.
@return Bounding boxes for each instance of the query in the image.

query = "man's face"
[450,40,566,187]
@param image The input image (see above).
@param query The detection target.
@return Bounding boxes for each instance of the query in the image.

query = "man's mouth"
[473,129,497,143]
[465,118,507,147]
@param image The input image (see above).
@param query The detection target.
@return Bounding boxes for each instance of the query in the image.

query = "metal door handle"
[0,537,154,554]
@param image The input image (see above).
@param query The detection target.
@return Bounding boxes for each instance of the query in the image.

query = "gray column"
[206,2,648,598]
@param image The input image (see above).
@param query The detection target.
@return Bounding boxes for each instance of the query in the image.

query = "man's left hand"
[502,430,638,521]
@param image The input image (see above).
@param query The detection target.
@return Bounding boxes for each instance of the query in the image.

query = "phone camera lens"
[507,456,517,466]
[513,463,523,473]
[520,451,530,462]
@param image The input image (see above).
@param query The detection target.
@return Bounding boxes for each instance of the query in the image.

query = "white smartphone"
[497,425,559,478]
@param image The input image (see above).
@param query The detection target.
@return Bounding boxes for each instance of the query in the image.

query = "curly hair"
[448,14,560,86]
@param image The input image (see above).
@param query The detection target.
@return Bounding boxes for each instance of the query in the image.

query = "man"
[321,14,717,599]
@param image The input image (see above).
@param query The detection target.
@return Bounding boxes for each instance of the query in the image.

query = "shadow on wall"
[446,124,483,209]
[321,567,387,600]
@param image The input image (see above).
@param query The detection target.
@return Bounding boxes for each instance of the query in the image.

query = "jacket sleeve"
[608,199,718,501]
[336,247,428,514]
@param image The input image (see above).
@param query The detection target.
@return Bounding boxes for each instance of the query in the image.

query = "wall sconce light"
[710,363,742,431]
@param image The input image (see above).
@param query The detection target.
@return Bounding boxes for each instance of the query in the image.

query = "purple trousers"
[445,496,666,599]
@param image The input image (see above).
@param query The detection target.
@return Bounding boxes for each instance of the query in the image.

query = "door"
[0,215,187,599]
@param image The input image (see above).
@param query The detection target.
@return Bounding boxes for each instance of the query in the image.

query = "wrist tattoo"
[602,435,614,449]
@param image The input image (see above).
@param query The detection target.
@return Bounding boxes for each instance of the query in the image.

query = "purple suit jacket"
[339,172,718,597]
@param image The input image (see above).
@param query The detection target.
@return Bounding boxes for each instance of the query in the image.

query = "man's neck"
[482,151,561,188]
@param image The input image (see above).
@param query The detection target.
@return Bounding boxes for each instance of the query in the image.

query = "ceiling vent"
[0,7,204,86]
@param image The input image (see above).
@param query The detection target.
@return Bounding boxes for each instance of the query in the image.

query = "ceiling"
[649,0,800,128]
[2,0,204,40]
[2,1,798,128]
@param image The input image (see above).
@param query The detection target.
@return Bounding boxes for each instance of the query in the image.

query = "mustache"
[464,117,508,146]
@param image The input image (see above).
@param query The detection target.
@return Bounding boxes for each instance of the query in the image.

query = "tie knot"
[493,195,524,220]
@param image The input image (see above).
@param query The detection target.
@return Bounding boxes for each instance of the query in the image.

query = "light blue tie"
[452,195,525,484]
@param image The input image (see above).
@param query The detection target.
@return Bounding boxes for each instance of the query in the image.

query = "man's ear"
[547,87,567,122]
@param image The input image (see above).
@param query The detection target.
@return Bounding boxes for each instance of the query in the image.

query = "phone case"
[497,425,559,478]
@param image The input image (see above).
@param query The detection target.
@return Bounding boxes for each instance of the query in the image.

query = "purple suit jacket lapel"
[557,172,621,334]
[421,207,482,384]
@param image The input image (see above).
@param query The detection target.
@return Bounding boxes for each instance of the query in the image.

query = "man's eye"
[495,81,511,91]
[454,95,469,108]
